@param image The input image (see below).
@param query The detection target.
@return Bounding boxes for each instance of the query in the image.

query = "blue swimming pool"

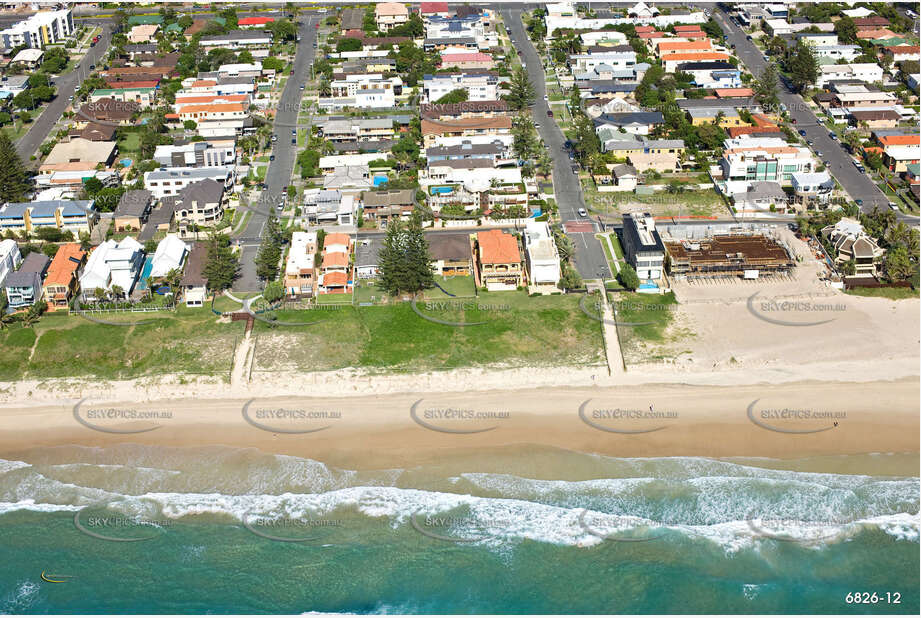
[120,158,133,167]
[372,175,388,187]
[135,256,154,290]
[430,186,453,195]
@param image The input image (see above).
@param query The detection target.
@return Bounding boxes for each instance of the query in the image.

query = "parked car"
[577,208,588,217]
[889,202,900,211]
[292,138,296,144]
[855,199,863,206]
[798,129,807,136]
[815,150,823,157]
[269,155,275,161]
[271,134,278,142]
[829,132,838,141]
[547,109,553,117]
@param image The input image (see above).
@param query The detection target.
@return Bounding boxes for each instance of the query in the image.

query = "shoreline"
[1,378,917,473]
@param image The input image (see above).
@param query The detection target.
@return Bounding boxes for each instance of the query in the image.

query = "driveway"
[501,8,611,281]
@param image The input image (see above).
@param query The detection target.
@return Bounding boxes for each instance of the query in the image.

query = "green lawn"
[0,307,238,381]
[253,291,604,373]
[117,131,141,155]
[422,275,476,299]
[606,291,681,362]
[846,286,918,300]
[316,292,353,305]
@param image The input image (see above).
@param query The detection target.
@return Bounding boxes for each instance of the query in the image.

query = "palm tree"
[0,312,15,330]
[145,276,155,301]
[110,285,124,303]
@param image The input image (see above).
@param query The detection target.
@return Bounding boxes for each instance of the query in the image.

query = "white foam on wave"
[0,580,40,613]
[0,459,32,475]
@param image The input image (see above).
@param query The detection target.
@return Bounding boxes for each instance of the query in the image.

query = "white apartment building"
[0,9,72,49]
[523,221,561,287]
[817,64,885,88]
[811,45,862,62]
[720,137,814,184]
[144,167,234,200]
[569,49,637,73]
[422,72,498,103]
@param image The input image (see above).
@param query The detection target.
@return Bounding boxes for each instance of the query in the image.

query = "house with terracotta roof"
[375,3,409,31]
[421,116,512,147]
[420,2,450,18]
[439,52,495,70]
[473,229,523,291]
[42,243,86,309]
[656,39,712,57]
[884,45,920,63]
[128,24,158,43]
[318,233,353,295]
[855,28,899,41]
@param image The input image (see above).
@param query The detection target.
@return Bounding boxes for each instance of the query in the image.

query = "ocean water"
[0,445,917,614]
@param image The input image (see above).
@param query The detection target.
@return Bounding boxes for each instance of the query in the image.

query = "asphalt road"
[712,7,892,213]
[233,15,318,293]
[501,8,611,281]
[15,24,112,159]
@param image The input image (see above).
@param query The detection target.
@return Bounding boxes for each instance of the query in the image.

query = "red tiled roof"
[638,31,665,39]
[440,52,493,63]
[879,135,921,147]
[322,271,350,286]
[104,80,159,89]
[634,26,655,33]
[658,40,712,52]
[715,87,754,97]
[726,125,782,137]
[43,243,85,288]
[663,51,730,62]
[420,1,449,14]
[477,229,520,264]
[321,252,349,268]
[324,233,352,247]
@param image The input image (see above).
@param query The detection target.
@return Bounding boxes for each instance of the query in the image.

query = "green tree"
[378,213,434,295]
[435,88,468,104]
[617,264,640,291]
[754,64,779,110]
[0,132,31,202]
[203,233,240,291]
[255,216,284,281]
[788,40,819,93]
[834,16,858,45]
[262,280,284,303]
[504,66,536,111]
[883,246,913,282]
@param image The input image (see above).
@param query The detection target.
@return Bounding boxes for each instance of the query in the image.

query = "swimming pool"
[135,256,154,290]
[430,186,453,195]
[372,175,388,187]
[120,158,133,167]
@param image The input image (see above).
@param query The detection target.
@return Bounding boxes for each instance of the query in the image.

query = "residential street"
[711,6,894,213]
[233,15,319,293]
[15,23,112,159]
[501,7,611,281]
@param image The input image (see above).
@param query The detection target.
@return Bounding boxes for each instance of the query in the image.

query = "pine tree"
[255,216,283,281]
[203,233,240,291]
[378,214,434,296]
[0,131,31,203]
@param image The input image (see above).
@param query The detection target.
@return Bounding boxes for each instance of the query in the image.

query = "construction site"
[664,234,796,279]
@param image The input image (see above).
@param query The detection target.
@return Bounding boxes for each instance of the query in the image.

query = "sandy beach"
[1,378,917,471]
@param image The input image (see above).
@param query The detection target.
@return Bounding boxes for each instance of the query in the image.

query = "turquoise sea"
[0,445,918,614]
